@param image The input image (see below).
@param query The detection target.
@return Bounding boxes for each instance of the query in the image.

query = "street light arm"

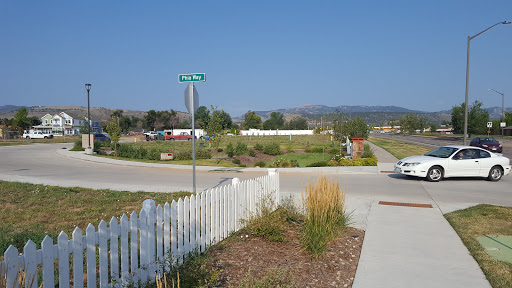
[470,21,511,40]
[488,88,504,96]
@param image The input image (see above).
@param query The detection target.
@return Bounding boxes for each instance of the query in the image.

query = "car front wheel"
[488,166,503,182]
[426,166,443,182]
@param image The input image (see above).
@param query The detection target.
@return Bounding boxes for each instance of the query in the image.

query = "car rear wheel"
[26,136,30,139]
[426,166,443,182]
[488,166,503,182]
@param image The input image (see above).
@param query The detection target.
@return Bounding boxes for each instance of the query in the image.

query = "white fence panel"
[58,232,70,288]
[1,170,279,288]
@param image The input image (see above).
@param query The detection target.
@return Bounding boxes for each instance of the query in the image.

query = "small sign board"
[160,153,174,160]
[487,122,493,128]
[501,122,506,128]
[179,73,206,83]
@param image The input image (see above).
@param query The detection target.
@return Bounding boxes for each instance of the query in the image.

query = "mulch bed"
[209,224,364,287]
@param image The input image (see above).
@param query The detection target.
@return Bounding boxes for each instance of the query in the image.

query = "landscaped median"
[71,135,378,168]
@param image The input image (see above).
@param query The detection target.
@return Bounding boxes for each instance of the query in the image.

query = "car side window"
[466,149,478,159]
[477,150,491,159]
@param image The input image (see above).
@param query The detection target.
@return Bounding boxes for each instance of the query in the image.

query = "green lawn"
[272,152,330,167]
[445,205,512,288]
[367,136,431,159]
[0,181,191,254]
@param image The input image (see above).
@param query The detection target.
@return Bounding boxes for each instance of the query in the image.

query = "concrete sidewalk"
[352,141,491,288]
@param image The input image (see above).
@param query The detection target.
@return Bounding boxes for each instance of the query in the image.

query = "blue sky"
[1,0,511,117]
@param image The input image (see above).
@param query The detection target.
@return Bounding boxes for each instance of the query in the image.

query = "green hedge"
[117,144,211,161]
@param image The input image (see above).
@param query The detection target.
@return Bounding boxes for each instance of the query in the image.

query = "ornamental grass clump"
[301,176,348,257]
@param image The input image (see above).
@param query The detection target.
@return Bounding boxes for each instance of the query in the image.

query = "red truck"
[165,132,195,141]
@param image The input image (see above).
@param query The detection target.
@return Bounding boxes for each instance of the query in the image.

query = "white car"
[394,146,511,182]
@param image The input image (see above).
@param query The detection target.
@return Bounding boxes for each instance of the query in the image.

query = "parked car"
[394,146,511,182]
[93,133,110,142]
[470,137,503,153]
[22,130,54,139]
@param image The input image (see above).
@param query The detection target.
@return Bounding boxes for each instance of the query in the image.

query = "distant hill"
[233,105,448,125]
[253,104,421,118]
[0,105,24,113]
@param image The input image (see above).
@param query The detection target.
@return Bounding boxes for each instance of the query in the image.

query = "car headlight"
[482,144,488,147]
[403,162,421,167]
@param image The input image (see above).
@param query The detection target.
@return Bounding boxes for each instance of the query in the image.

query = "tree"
[333,117,369,141]
[166,110,180,129]
[12,107,32,130]
[106,116,122,156]
[195,106,210,128]
[263,112,285,130]
[504,110,512,127]
[205,106,224,149]
[285,117,308,130]
[111,110,123,124]
[243,111,262,129]
[143,110,158,130]
[119,116,132,132]
[451,101,489,135]
[213,110,232,129]
[400,113,419,134]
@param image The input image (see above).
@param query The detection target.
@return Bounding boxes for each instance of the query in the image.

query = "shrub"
[217,148,223,152]
[328,148,339,155]
[280,160,290,168]
[338,156,378,166]
[328,160,339,166]
[239,164,246,167]
[232,158,241,164]
[226,143,234,157]
[304,146,312,153]
[248,149,257,157]
[263,142,282,156]
[70,139,84,151]
[310,147,324,153]
[254,143,264,151]
[254,160,266,167]
[362,143,375,158]
[301,176,348,257]
[234,142,249,156]
[290,160,298,167]
[306,161,328,167]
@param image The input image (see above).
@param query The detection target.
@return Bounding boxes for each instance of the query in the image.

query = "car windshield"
[480,137,497,144]
[425,147,458,158]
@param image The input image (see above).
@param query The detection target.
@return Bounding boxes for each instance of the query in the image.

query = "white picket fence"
[1,170,280,288]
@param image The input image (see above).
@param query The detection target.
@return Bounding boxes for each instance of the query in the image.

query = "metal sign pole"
[190,82,196,194]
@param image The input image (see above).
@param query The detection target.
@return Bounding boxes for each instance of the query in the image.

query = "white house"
[33,112,89,136]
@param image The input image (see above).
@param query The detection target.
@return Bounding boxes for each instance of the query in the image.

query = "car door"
[448,149,481,176]
[474,149,493,177]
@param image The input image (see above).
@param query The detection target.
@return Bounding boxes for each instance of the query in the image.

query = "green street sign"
[179,73,206,83]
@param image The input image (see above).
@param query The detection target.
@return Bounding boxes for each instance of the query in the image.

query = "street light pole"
[85,84,92,149]
[463,21,510,146]
[488,88,505,136]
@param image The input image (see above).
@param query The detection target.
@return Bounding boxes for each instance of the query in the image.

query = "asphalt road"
[1,143,511,218]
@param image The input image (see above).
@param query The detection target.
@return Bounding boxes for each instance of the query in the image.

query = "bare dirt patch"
[209,224,364,287]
